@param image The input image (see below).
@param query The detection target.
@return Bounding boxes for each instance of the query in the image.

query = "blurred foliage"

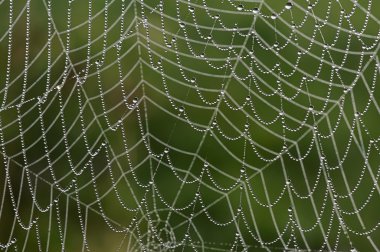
[0,0,379,251]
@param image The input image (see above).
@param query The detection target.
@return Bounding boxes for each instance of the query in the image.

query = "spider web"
[0,0,380,251]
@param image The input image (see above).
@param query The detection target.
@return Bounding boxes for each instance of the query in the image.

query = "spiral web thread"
[0,0,379,251]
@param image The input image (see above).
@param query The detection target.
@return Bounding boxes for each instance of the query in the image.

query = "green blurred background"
[0,0,379,251]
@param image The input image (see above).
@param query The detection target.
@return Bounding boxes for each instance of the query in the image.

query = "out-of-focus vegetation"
[0,0,379,251]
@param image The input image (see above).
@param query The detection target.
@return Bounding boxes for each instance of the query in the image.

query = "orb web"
[0,0,380,251]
